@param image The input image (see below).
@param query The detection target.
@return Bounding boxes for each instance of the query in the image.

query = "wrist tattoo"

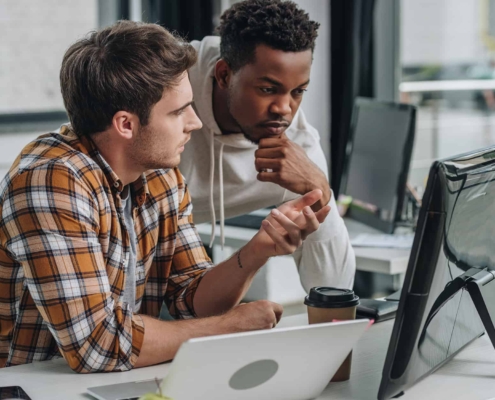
[237,248,243,269]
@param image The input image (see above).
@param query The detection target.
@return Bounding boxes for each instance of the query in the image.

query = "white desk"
[2,315,494,400]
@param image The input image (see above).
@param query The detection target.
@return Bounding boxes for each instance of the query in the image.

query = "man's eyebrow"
[169,100,194,114]
[258,77,310,87]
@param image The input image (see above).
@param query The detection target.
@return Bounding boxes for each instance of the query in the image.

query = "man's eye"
[175,106,189,116]
[260,87,276,94]
[293,89,307,96]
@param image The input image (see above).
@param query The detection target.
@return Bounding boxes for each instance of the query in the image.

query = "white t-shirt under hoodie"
[180,36,356,291]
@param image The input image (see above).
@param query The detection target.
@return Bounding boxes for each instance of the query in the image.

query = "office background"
[2,0,495,190]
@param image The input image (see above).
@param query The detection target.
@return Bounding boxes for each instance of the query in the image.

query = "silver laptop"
[87,319,369,400]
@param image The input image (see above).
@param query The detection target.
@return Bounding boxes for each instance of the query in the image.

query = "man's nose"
[269,94,292,117]
[189,109,203,132]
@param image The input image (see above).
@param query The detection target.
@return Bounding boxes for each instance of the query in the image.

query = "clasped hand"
[255,133,331,208]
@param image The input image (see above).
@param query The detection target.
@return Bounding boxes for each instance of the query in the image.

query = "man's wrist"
[307,178,331,211]
[244,234,272,267]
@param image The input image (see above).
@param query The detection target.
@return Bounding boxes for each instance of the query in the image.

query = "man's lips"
[178,138,190,150]
[260,122,289,135]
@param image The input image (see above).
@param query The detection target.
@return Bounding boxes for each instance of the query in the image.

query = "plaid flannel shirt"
[0,125,212,373]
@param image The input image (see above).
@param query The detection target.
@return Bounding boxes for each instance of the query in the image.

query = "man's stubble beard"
[129,124,178,171]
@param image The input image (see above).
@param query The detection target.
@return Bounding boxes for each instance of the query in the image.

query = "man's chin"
[142,157,180,171]
[242,131,260,145]
[245,128,286,144]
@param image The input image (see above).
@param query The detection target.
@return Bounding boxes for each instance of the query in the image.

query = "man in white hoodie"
[181,0,356,292]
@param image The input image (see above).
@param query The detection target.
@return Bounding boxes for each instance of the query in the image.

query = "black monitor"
[378,146,495,399]
[340,98,416,233]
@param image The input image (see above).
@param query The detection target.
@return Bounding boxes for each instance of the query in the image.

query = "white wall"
[293,0,331,163]
[401,0,486,65]
[0,0,97,113]
[0,0,95,178]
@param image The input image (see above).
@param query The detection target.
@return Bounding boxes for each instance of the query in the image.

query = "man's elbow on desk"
[59,312,145,374]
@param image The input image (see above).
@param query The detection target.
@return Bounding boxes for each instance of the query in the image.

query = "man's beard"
[226,92,259,144]
[129,124,177,171]
[235,120,259,144]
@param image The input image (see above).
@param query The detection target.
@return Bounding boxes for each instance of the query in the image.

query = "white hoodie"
[180,36,356,291]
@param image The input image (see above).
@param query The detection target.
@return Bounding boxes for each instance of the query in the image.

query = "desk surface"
[1,315,494,400]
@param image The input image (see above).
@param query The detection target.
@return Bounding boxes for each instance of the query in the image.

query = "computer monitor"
[378,146,495,399]
[340,98,416,233]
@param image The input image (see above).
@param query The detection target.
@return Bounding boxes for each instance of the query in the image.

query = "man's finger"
[255,158,280,172]
[286,189,323,212]
[299,206,320,239]
[255,147,285,159]
[269,209,301,244]
[257,171,280,183]
[270,301,284,323]
[258,136,288,149]
[261,220,293,254]
[314,205,331,223]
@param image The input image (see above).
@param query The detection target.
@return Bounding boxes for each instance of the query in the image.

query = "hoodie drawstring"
[208,129,225,249]
[208,129,216,247]
[218,142,225,249]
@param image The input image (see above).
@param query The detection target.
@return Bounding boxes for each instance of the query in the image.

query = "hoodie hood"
[190,36,259,150]
[189,36,222,137]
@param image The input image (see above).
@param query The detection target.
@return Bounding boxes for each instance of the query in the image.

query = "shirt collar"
[59,125,150,207]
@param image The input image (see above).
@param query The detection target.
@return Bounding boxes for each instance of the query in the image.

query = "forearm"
[135,314,231,368]
[193,235,269,317]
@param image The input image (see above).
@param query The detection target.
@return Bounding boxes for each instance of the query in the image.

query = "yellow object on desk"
[139,394,173,400]
[138,378,173,400]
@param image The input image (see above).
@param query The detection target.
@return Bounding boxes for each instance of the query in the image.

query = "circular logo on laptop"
[229,359,279,390]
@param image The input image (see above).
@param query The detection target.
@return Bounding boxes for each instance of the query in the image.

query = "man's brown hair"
[60,20,197,137]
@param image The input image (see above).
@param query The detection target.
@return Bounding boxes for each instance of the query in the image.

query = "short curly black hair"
[217,0,320,71]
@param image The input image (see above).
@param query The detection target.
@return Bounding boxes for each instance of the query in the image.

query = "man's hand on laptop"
[255,133,331,211]
[253,189,330,257]
[220,300,284,331]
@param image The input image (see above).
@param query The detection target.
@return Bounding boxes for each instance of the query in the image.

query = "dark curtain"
[330,0,375,198]
[142,0,214,41]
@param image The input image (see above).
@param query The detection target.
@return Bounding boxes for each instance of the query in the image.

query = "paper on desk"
[350,233,414,249]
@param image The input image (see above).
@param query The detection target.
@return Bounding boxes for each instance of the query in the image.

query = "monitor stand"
[465,268,495,347]
[391,269,495,400]
[419,267,495,352]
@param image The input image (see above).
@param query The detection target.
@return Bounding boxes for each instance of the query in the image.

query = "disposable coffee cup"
[304,287,360,382]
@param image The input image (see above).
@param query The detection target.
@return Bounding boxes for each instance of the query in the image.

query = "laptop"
[87,319,369,400]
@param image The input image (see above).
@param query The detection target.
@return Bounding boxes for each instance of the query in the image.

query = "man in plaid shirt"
[0,21,330,373]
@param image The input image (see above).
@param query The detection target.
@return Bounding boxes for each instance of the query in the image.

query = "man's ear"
[111,111,139,140]
[215,59,232,89]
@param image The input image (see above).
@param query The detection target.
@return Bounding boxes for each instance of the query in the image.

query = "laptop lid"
[160,319,369,400]
[87,319,368,400]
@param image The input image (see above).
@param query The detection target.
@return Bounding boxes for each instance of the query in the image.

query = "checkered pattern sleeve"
[2,161,145,373]
[165,169,212,319]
